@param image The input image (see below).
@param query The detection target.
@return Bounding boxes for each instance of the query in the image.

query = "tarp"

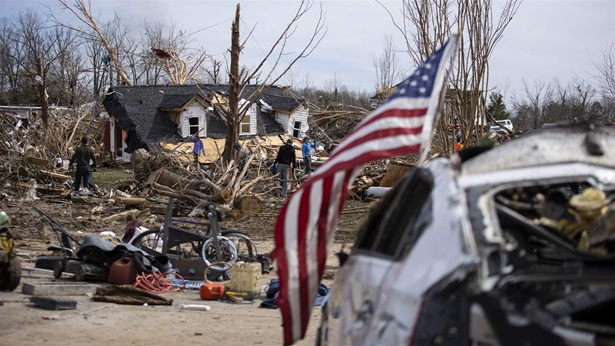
[159,135,302,164]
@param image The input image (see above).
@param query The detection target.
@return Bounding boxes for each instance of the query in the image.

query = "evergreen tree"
[487,92,510,120]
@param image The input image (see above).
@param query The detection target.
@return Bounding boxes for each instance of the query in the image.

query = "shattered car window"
[355,168,434,258]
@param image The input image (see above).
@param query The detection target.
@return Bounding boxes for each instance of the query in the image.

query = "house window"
[189,117,200,135]
[293,121,302,138]
[240,114,251,134]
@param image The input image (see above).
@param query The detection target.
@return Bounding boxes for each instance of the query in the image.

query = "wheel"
[221,231,258,261]
[53,260,65,279]
[201,236,237,271]
[129,230,163,255]
[0,253,21,292]
[74,264,86,282]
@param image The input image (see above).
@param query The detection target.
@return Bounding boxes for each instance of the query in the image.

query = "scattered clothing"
[259,278,330,309]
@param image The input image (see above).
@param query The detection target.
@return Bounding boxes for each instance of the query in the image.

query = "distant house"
[101,84,308,161]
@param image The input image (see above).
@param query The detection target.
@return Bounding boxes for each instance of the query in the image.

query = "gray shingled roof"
[159,94,200,110]
[102,84,303,150]
[261,94,304,112]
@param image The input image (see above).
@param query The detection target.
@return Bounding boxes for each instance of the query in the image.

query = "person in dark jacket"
[69,136,96,192]
[274,138,297,197]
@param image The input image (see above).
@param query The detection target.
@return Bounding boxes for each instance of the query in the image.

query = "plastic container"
[230,261,262,300]
[108,257,137,284]
[200,282,225,300]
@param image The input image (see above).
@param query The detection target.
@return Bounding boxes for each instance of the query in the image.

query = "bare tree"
[146,21,211,85]
[219,1,326,162]
[11,10,74,126]
[372,34,403,94]
[512,79,552,130]
[590,43,615,103]
[382,0,521,153]
[56,0,133,86]
[0,18,27,104]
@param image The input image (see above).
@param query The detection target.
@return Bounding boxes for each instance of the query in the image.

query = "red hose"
[134,271,185,294]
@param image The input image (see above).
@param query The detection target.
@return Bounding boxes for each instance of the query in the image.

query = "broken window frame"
[462,164,615,280]
[354,168,434,259]
[188,117,201,136]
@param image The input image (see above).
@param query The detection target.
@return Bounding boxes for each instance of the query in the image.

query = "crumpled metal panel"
[462,125,615,176]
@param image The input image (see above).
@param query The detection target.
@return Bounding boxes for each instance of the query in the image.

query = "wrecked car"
[318,123,615,345]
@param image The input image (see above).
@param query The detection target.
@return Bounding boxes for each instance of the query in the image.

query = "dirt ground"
[0,167,363,345]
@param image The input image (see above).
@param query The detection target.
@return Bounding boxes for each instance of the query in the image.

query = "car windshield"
[493,180,615,261]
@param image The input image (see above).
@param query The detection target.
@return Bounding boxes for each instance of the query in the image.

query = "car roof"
[461,124,615,175]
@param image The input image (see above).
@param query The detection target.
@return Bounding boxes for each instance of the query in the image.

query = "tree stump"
[380,163,413,187]
[236,195,263,214]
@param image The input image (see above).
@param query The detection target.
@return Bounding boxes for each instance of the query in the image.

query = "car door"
[323,168,435,345]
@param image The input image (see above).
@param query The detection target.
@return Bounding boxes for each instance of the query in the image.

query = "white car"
[490,119,513,133]
[317,123,615,345]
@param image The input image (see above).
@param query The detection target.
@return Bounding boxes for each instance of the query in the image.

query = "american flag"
[271,35,458,345]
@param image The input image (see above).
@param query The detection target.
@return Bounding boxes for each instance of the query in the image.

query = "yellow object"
[0,233,14,253]
[570,187,608,225]
[229,261,261,300]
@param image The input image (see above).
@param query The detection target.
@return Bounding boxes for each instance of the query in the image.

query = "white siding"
[292,106,309,138]
[178,103,207,137]
[271,105,309,138]
[275,112,291,134]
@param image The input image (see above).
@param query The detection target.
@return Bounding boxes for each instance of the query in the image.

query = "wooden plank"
[39,170,70,180]
[115,197,147,205]
[26,156,50,167]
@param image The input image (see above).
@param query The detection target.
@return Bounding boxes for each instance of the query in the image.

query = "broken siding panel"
[178,103,207,137]
[275,112,292,135]
[291,106,309,138]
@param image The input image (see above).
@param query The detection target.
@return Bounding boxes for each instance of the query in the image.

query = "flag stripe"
[330,107,427,157]
[274,35,458,345]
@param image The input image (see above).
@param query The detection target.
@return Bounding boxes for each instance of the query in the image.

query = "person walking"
[274,138,297,197]
[69,135,96,193]
[190,134,205,166]
[302,136,313,175]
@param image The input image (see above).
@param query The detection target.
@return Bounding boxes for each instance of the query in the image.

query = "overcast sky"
[1,0,614,99]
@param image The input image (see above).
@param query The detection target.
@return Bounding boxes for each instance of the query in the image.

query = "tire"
[0,253,21,292]
[129,230,164,255]
[201,236,237,272]
[221,231,258,260]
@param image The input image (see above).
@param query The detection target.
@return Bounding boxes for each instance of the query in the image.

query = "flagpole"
[417,34,459,166]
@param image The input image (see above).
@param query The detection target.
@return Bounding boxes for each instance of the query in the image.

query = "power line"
[190,18,234,37]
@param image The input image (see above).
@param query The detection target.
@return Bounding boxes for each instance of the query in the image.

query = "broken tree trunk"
[183,188,230,204]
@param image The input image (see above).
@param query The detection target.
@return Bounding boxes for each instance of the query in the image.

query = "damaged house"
[101,84,308,161]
